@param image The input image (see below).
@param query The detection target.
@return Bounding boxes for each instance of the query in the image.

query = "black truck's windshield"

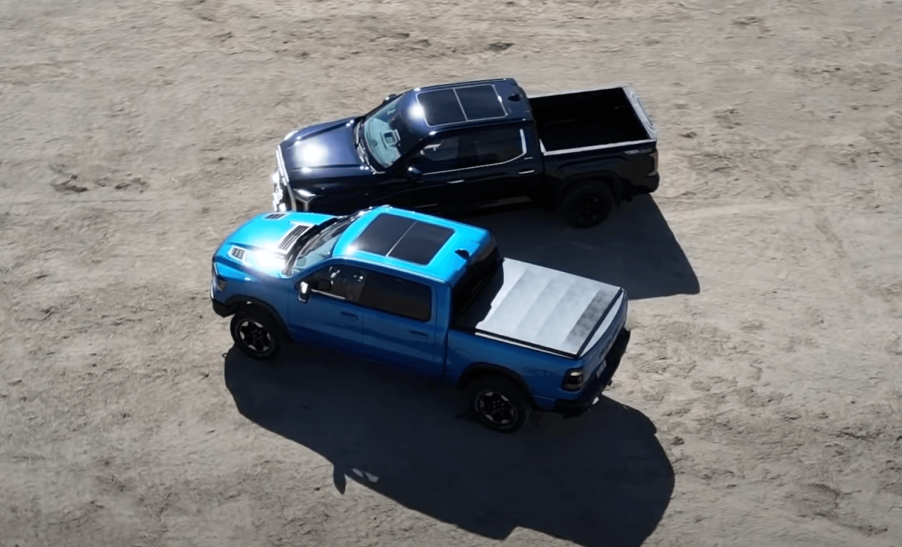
[361,95,420,169]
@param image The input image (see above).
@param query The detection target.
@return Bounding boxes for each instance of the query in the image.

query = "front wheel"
[466,376,532,433]
[230,307,285,361]
[560,181,614,228]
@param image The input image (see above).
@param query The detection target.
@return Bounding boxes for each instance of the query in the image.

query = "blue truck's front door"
[288,264,365,353]
[355,268,442,378]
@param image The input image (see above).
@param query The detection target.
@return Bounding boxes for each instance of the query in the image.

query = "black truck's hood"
[280,116,375,185]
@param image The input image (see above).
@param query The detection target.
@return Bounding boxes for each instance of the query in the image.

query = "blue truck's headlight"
[212,263,227,292]
[562,369,585,391]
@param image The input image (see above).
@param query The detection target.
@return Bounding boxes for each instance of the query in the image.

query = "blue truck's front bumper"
[553,327,631,417]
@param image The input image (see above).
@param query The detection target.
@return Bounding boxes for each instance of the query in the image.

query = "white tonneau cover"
[454,259,625,358]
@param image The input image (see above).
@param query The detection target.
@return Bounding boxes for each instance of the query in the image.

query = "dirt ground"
[2,0,901,545]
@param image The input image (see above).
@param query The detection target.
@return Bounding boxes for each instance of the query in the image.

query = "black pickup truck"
[271,78,659,228]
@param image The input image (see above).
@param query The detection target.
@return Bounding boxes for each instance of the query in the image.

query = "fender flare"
[457,362,534,399]
[224,296,290,335]
[555,171,625,205]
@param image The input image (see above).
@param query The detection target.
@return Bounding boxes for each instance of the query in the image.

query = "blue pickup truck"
[271,77,658,228]
[210,205,631,433]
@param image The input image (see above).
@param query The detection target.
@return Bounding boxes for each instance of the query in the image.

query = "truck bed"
[452,258,626,359]
[529,86,652,153]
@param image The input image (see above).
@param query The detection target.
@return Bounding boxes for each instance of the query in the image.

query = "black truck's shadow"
[224,345,674,547]
[456,194,699,300]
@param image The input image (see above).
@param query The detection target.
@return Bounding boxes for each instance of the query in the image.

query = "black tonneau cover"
[453,259,626,359]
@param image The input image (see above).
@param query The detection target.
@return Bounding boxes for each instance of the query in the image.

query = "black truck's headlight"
[562,369,586,391]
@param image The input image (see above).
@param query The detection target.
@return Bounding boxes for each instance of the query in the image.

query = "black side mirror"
[382,93,399,105]
[407,163,423,179]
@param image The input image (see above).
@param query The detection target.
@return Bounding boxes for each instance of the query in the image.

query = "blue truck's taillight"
[562,368,585,391]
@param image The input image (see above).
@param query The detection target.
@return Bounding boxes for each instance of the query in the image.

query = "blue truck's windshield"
[286,216,355,275]
[362,96,419,169]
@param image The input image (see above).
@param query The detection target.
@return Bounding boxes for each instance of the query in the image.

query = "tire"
[465,375,532,433]
[230,306,285,361]
[560,180,614,228]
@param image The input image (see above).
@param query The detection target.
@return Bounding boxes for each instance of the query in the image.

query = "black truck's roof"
[397,78,533,140]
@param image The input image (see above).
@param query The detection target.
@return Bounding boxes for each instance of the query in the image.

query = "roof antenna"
[455,249,471,260]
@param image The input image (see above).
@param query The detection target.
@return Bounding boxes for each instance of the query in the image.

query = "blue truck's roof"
[395,78,534,141]
[331,206,492,285]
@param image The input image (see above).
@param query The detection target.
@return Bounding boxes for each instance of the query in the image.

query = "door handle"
[448,179,465,184]
[340,312,359,320]
[409,330,429,338]
[518,170,535,175]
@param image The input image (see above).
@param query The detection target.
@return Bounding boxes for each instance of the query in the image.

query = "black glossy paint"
[274,78,659,219]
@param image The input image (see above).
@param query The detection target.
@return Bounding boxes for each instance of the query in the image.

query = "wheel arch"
[556,171,624,205]
[225,296,289,334]
[457,363,534,400]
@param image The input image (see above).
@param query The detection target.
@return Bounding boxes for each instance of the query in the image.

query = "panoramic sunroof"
[416,84,507,127]
[352,213,454,266]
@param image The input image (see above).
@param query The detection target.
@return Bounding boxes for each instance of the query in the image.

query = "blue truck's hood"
[216,212,335,277]
[280,117,374,183]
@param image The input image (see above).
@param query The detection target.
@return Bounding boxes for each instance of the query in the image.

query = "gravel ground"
[1,0,901,546]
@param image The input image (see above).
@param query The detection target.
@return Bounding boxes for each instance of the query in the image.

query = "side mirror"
[407,164,423,179]
[382,93,399,105]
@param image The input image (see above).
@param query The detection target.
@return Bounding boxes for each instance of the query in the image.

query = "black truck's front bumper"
[553,327,632,417]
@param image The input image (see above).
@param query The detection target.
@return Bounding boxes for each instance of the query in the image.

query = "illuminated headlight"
[562,368,586,391]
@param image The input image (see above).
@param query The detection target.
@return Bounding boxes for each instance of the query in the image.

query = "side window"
[358,270,432,322]
[308,265,367,302]
[456,128,524,169]
[415,136,461,173]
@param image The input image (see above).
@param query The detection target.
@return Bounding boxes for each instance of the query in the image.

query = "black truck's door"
[382,125,543,212]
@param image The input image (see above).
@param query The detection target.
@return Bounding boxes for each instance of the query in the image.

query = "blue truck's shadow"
[223,345,674,547]
[452,194,699,300]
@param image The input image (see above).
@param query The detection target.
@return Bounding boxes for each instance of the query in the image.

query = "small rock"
[9,379,22,385]
[680,131,697,138]
[672,436,685,446]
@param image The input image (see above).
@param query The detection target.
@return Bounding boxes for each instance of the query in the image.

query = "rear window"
[359,270,433,322]
[451,237,501,320]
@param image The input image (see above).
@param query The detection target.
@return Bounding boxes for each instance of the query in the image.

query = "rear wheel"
[230,307,285,361]
[560,181,614,228]
[466,375,532,433]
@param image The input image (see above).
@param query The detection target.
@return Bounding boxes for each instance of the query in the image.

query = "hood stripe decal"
[277,223,312,251]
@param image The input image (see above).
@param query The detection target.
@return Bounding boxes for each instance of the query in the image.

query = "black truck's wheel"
[560,181,614,228]
[230,307,285,361]
[466,376,532,433]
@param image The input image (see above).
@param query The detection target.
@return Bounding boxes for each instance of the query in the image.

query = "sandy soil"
[2,0,902,545]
